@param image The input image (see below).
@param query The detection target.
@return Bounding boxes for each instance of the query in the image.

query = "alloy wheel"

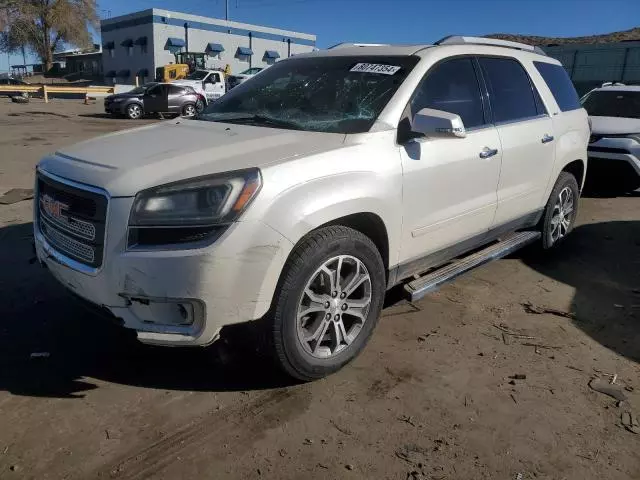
[550,186,574,243]
[183,104,196,116]
[296,255,372,359]
[128,104,142,119]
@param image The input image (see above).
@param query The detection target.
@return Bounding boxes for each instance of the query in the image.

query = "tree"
[1,0,98,71]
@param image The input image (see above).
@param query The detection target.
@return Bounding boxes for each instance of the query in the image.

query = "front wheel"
[271,226,386,381]
[126,103,143,120]
[540,171,580,249]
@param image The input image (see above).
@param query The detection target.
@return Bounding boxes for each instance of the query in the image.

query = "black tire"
[540,171,580,249]
[195,98,205,113]
[10,95,29,104]
[126,103,143,120]
[271,226,386,381]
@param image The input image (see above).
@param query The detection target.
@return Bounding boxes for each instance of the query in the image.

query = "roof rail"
[434,35,547,56]
[601,82,625,87]
[328,42,390,49]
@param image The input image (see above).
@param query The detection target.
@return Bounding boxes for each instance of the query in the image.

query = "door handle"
[479,147,498,159]
[541,134,554,144]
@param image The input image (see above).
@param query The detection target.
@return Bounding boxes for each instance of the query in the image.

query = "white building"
[100,8,316,84]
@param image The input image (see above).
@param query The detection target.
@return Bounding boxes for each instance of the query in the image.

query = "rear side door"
[398,57,502,266]
[478,56,555,227]
[167,85,185,112]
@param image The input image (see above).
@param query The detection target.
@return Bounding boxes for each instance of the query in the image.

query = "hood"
[589,116,640,135]
[38,120,346,196]
[171,79,202,87]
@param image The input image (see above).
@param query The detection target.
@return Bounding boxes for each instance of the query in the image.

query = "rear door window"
[534,61,581,112]
[479,57,540,123]
[410,57,486,129]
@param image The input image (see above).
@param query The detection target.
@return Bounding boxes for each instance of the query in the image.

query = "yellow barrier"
[0,84,114,102]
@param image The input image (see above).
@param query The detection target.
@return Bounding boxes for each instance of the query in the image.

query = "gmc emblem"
[41,194,69,220]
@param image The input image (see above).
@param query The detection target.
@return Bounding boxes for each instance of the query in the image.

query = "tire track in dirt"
[96,387,311,480]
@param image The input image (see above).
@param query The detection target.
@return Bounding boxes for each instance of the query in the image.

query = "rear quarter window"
[534,62,581,112]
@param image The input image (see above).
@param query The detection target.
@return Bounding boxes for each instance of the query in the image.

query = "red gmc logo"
[41,194,69,220]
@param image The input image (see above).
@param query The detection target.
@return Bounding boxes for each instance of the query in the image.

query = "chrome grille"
[36,171,108,269]
[39,205,96,240]
[41,220,95,263]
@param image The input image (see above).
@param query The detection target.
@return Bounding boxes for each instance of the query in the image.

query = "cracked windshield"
[197,56,418,133]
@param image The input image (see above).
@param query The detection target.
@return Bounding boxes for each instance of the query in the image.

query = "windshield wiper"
[209,114,303,130]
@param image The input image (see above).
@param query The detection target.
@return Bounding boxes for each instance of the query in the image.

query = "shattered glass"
[198,56,419,133]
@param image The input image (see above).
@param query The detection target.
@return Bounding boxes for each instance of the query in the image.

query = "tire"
[271,226,386,381]
[195,98,205,113]
[182,103,197,117]
[10,95,29,104]
[540,171,580,249]
[126,103,143,120]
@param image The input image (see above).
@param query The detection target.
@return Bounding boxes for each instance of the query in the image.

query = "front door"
[398,57,501,266]
[143,84,169,113]
[203,72,225,101]
[477,56,555,226]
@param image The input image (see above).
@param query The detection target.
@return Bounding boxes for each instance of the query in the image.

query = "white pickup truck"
[34,37,588,381]
[171,69,226,103]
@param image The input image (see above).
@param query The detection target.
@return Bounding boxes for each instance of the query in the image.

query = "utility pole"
[225,0,228,20]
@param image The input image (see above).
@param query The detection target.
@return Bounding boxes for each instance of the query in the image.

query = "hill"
[486,27,640,46]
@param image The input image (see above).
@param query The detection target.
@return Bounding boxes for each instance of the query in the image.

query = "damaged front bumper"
[34,194,293,347]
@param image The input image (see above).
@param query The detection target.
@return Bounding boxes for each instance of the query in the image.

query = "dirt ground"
[0,98,639,480]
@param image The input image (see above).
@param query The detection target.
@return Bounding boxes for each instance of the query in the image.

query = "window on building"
[478,57,539,123]
[410,57,486,129]
[534,61,581,112]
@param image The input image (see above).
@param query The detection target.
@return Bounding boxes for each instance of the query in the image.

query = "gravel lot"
[0,98,639,480]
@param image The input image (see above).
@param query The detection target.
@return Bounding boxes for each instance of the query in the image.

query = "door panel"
[167,85,184,112]
[491,117,555,225]
[477,56,556,226]
[398,57,501,266]
[144,84,168,113]
[399,129,502,262]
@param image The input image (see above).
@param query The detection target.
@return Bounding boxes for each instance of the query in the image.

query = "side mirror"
[412,108,466,138]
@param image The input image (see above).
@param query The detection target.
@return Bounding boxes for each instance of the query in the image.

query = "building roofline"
[100,8,315,41]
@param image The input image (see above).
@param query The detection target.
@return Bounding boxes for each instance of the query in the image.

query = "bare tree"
[1,0,98,71]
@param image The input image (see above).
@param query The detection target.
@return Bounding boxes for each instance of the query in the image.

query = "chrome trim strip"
[37,168,112,199]
[36,168,111,275]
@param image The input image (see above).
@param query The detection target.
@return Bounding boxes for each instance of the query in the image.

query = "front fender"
[260,170,403,268]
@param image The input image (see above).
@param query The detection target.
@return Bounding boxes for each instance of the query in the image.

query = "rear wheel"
[126,103,143,120]
[541,171,580,249]
[182,103,197,117]
[271,226,386,381]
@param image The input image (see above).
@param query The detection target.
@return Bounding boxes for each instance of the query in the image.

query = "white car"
[581,83,640,193]
[227,67,264,89]
[171,69,226,102]
[34,36,588,380]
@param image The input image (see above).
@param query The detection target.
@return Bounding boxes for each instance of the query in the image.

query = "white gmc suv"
[34,37,589,380]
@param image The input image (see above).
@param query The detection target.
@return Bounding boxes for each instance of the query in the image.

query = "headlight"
[110,97,124,102]
[130,169,261,227]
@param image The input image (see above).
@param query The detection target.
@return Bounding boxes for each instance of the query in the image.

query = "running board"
[403,231,541,302]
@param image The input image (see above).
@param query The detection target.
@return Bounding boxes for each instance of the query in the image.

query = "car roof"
[294,36,559,63]
[593,85,640,92]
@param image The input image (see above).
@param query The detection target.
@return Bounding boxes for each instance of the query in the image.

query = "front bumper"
[34,173,293,347]
[104,101,126,114]
[587,137,640,177]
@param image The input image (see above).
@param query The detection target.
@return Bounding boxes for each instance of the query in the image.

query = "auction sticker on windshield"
[350,63,401,75]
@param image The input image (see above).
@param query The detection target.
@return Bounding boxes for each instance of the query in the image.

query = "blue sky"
[3,0,640,71]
